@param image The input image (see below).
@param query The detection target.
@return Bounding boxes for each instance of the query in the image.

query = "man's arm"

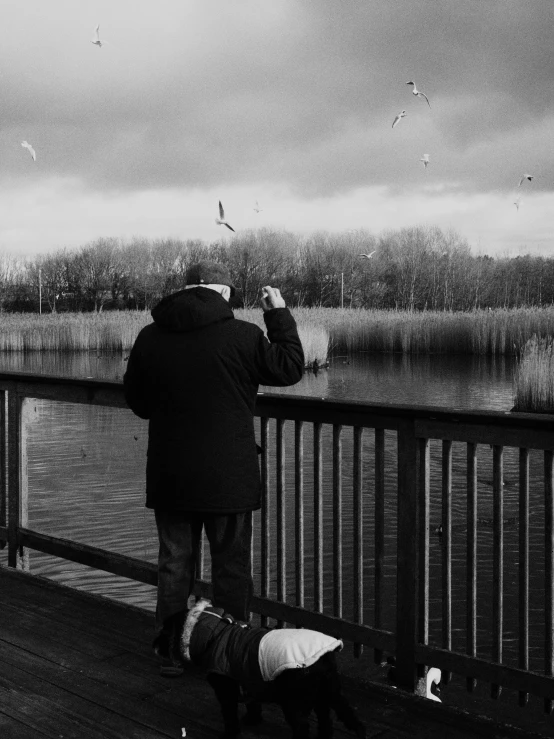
[123,334,151,419]
[253,286,304,387]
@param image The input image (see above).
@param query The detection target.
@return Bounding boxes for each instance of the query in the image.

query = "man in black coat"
[123,260,304,675]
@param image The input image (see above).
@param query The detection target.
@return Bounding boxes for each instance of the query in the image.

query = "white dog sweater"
[258,628,343,681]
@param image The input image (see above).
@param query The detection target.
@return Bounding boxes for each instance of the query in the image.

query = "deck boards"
[0,566,545,739]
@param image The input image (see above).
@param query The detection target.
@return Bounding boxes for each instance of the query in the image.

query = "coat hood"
[151,287,234,332]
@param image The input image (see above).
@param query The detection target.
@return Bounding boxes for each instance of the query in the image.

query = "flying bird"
[514,198,521,211]
[91,25,103,47]
[359,251,376,259]
[392,110,407,129]
[253,200,262,213]
[215,201,235,232]
[518,174,533,187]
[21,141,36,161]
[420,154,430,169]
[406,81,431,108]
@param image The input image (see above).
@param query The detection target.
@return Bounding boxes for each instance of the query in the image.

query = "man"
[123,260,304,675]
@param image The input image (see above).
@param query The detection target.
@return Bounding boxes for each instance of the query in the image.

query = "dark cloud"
[1,1,553,196]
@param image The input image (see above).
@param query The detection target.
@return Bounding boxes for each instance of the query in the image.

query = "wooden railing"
[1,371,554,709]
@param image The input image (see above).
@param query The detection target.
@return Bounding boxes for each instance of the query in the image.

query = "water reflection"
[0,350,516,410]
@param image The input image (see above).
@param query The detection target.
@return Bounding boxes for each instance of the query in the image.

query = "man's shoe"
[153,625,185,677]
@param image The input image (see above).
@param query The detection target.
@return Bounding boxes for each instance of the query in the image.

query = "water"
[2,350,550,731]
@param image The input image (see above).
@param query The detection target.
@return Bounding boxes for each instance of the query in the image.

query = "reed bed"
[512,335,554,413]
[0,312,152,352]
[0,307,552,364]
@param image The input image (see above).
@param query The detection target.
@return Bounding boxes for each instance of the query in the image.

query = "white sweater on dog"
[258,628,343,681]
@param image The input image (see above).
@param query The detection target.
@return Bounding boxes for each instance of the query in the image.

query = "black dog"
[180,598,366,739]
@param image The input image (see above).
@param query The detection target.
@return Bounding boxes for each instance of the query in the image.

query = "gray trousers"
[154,509,254,631]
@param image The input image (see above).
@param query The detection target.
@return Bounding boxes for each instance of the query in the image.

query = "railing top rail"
[0,370,552,431]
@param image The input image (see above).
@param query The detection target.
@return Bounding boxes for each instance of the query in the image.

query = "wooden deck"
[0,566,545,739]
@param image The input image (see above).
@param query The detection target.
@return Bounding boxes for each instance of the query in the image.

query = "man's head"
[185,261,235,301]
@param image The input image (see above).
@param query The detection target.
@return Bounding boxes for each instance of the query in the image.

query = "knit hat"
[185,260,235,296]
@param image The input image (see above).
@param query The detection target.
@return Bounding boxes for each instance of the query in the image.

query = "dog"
[180,597,366,739]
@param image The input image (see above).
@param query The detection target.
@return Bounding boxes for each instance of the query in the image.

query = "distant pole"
[341,272,344,309]
[38,268,42,315]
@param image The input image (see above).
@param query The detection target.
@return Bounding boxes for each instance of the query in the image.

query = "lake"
[1,349,550,731]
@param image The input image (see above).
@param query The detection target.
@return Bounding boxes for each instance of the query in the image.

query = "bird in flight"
[406,81,431,108]
[392,110,407,129]
[518,174,533,187]
[359,251,376,259]
[514,198,521,211]
[91,25,103,48]
[21,141,36,161]
[215,201,235,232]
[420,154,430,169]
[253,200,262,213]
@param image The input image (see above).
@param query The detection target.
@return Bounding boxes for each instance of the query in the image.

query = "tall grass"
[0,307,552,363]
[512,335,554,413]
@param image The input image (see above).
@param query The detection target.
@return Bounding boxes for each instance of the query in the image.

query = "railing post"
[0,390,7,548]
[396,419,425,695]
[7,389,29,570]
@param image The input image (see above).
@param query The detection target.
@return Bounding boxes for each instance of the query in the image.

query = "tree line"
[0,225,552,312]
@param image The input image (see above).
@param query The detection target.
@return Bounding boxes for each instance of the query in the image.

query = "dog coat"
[181,599,343,697]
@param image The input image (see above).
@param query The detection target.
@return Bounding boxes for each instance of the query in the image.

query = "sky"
[1,0,553,257]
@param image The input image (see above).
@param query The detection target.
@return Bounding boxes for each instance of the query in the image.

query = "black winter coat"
[123,287,304,512]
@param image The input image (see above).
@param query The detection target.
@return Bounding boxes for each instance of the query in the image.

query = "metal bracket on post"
[7,387,29,571]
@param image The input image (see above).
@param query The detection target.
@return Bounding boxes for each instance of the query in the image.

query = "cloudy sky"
[1,0,553,256]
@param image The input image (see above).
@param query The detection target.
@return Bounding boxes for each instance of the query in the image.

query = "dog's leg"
[279,699,312,739]
[242,699,263,726]
[207,673,241,738]
[313,674,333,739]
[275,671,317,739]
[317,654,366,739]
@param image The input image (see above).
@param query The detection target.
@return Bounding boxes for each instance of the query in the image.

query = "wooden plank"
[418,438,430,647]
[276,417,286,626]
[332,424,343,619]
[0,666,174,739]
[416,644,554,700]
[7,390,26,569]
[260,416,270,628]
[353,426,363,658]
[395,419,421,693]
[442,439,452,684]
[374,427,386,665]
[0,390,6,541]
[0,569,155,645]
[466,442,478,692]
[492,445,504,699]
[0,642,217,738]
[313,422,323,613]
[415,419,554,451]
[294,420,305,608]
[18,528,157,585]
[193,577,395,650]
[545,450,554,714]
[519,447,530,707]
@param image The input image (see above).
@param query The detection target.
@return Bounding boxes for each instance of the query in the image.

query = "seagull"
[420,153,430,169]
[253,200,262,213]
[215,201,235,232]
[427,668,442,702]
[514,198,521,211]
[91,24,103,47]
[359,251,376,259]
[518,174,533,187]
[392,110,407,129]
[406,81,431,108]
[21,141,36,161]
